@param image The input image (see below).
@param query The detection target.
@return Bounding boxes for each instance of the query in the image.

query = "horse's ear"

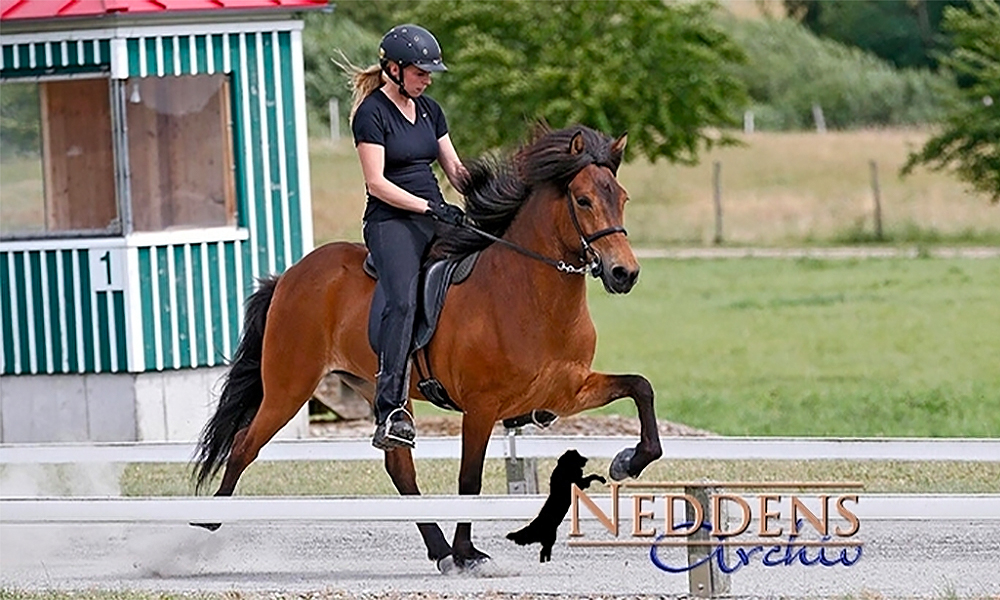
[611,132,628,157]
[569,131,585,156]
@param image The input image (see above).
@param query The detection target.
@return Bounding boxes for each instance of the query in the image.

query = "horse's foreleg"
[451,410,495,569]
[383,443,453,568]
[577,373,662,480]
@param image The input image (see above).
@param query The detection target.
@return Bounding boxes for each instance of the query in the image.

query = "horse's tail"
[193,275,279,493]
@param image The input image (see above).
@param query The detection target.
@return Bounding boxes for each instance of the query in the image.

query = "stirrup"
[372,407,416,451]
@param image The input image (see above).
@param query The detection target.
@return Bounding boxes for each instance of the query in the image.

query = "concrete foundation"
[0,367,308,443]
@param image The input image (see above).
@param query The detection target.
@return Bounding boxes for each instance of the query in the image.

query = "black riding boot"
[372,353,417,450]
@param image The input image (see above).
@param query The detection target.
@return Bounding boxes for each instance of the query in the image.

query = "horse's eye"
[575,195,592,208]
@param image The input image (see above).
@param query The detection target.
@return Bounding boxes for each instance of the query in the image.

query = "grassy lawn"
[587,257,1000,437]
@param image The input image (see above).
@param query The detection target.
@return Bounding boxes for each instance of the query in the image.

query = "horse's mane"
[428,125,623,261]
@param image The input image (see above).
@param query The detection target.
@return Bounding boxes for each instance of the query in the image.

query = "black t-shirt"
[352,88,449,221]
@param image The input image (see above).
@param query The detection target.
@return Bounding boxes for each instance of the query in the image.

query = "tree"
[397,0,748,164]
[785,0,969,71]
[903,0,1000,203]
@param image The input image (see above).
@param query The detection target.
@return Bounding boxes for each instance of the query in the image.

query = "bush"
[725,17,953,130]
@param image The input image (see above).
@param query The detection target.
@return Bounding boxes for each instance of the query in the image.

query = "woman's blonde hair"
[341,59,385,122]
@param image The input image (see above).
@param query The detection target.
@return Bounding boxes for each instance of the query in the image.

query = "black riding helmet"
[379,24,447,97]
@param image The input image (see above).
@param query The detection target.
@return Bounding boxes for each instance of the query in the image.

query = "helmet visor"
[413,59,448,72]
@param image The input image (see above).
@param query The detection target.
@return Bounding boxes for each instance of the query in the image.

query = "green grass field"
[587,257,1000,437]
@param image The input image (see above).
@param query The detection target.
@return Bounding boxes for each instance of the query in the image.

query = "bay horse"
[192,125,663,572]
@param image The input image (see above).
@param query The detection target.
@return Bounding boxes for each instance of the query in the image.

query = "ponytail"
[348,64,384,122]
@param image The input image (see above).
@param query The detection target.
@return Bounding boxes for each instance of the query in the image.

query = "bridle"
[458,174,627,278]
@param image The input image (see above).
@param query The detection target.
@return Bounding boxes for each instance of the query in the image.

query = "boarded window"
[0,78,118,238]
[126,75,235,232]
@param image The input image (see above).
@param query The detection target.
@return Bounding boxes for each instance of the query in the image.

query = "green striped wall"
[134,240,246,372]
[0,23,309,374]
[0,39,110,77]
[0,249,126,375]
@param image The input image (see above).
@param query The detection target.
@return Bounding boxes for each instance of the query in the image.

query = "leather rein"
[457,185,627,278]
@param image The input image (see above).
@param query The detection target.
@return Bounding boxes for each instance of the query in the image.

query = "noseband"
[459,179,627,278]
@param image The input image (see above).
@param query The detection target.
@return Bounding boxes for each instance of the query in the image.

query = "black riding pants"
[363,215,435,423]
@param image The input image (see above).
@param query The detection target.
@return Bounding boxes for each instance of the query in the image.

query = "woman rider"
[349,24,468,450]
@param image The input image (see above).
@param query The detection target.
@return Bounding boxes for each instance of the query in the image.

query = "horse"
[192,124,663,572]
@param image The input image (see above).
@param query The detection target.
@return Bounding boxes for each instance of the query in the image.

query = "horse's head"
[563,130,639,294]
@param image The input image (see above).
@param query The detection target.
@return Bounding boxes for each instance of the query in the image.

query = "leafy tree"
[301,12,381,135]
[396,0,748,164]
[785,0,968,70]
[903,0,1000,203]
[0,81,40,158]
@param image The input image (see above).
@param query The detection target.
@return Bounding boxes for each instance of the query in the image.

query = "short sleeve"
[426,97,449,139]
[352,98,385,146]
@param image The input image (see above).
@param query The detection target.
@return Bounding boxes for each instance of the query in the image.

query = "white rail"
[2,494,999,523]
[2,436,999,464]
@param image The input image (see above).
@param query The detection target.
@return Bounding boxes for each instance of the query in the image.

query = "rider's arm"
[356,142,432,214]
[437,133,469,192]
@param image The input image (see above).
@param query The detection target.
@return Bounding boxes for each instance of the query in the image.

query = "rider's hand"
[426,201,466,226]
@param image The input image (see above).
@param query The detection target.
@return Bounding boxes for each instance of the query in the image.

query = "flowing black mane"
[428,125,623,261]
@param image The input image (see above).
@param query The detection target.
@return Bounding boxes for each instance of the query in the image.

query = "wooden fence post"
[869,159,884,241]
[329,98,340,141]
[686,485,731,597]
[712,161,723,246]
[812,103,827,134]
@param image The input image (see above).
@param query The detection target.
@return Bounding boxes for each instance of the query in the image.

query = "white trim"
[72,250,85,374]
[290,29,314,253]
[233,239,245,342]
[150,247,163,371]
[44,41,52,67]
[28,42,36,69]
[106,290,119,371]
[60,40,67,67]
[93,39,101,64]
[272,30,292,270]
[255,31,276,275]
[2,237,130,252]
[0,21,303,48]
[56,250,69,373]
[90,284,102,374]
[111,37,127,79]
[39,250,53,374]
[206,33,215,74]
[22,251,37,374]
[188,34,197,75]
[6,252,21,373]
[222,32,231,74]
[137,35,147,77]
[125,246,144,372]
[76,39,84,66]
[217,241,231,361]
[4,437,999,465]
[200,243,215,366]
[237,33,259,279]
[155,34,164,77]
[0,43,5,70]
[170,35,179,76]
[166,245,179,369]
[12,43,20,69]
[125,227,249,247]
[3,494,1000,524]
[184,243,197,367]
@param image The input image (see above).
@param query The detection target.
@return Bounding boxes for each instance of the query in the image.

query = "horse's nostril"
[611,266,629,283]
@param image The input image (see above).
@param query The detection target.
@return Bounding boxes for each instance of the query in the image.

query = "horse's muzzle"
[603,264,639,294]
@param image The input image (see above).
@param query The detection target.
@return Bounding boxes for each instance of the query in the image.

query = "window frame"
[0,71,238,241]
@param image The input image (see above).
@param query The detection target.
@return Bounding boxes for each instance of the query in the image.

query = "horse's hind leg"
[575,373,662,480]
[383,444,454,570]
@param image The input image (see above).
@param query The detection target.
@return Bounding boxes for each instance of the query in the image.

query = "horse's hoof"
[609,447,636,481]
[190,522,222,532]
[436,555,457,574]
[457,555,491,573]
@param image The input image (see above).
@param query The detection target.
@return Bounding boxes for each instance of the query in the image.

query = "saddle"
[363,251,558,430]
